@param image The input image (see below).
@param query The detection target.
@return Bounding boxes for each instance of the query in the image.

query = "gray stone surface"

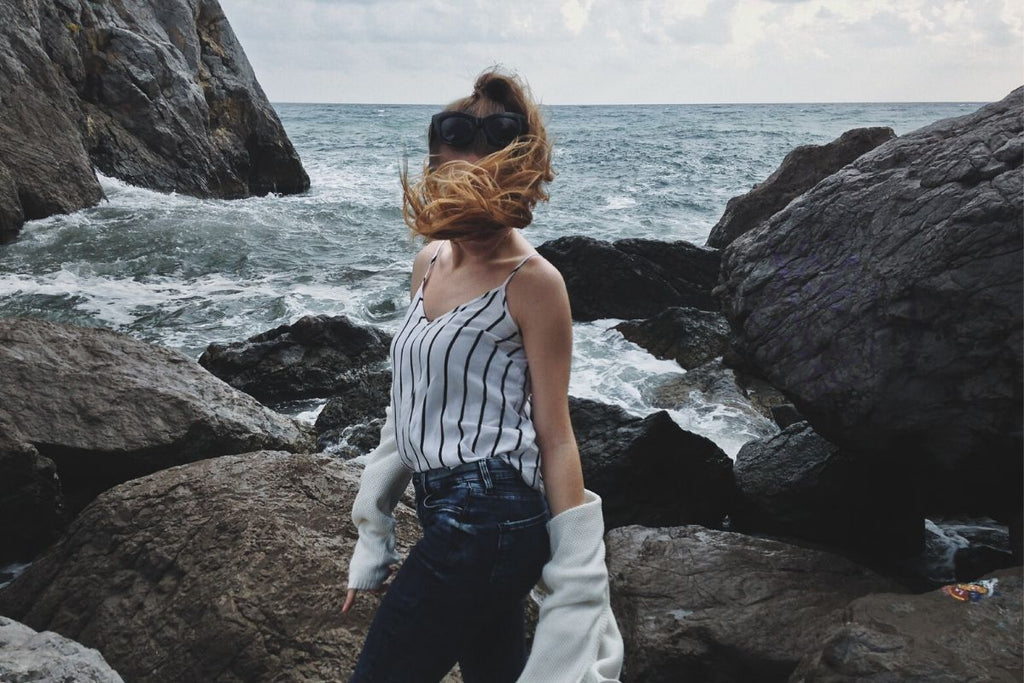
[607,525,903,683]
[0,452,419,683]
[0,318,313,520]
[0,616,124,682]
[790,568,1023,682]
[706,127,896,248]
[0,0,105,239]
[717,89,1023,523]
[615,307,731,369]
[570,397,735,530]
[0,0,308,238]
[200,314,392,404]
[538,236,721,321]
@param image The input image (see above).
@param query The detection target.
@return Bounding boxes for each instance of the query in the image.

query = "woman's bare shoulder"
[409,241,444,297]
[508,254,571,323]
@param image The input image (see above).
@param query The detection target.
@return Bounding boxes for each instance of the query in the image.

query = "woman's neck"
[448,228,517,267]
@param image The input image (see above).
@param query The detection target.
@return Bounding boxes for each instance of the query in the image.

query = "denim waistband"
[413,457,525,492]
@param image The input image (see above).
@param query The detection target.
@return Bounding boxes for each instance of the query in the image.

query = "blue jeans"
[351,457,550,683]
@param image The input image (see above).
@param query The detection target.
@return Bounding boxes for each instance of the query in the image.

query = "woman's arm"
[509,257,585,516]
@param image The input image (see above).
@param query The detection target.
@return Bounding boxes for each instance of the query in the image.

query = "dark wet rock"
[0,414,65,564]
[734,422,927,564]
[0,0,105,238]
[0,452,419,682]
[717,89,1024,527]
[707,127,895,249]
[569,397,735,529]
[0,318,313,522]
[0,163,27,243]
[314,368,392,456]
[615,307,730,369]
[0,0,308,238]
[790,568,1023,682]
[538,236,721,321]
[200,315,392,404]
[733,422,853,543]
[606,524,902,683]
[770,404,803,429]
[0,615,124,682]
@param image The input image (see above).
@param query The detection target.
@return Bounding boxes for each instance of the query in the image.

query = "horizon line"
[271,99,988,107]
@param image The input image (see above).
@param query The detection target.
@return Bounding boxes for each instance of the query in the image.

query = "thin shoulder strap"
[421,241,446,285]
[504,252,537,285]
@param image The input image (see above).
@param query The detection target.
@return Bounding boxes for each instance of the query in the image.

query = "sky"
[217,0,1024,105]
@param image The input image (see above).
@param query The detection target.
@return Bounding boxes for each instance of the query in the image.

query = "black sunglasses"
[430,111,529,150]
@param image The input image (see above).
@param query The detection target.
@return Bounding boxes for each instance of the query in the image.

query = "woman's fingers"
[342,588,357,613]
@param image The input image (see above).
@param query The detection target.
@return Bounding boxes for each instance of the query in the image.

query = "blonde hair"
[401,69,554,240]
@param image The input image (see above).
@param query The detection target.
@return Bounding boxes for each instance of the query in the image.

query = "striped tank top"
[389,243,542,490]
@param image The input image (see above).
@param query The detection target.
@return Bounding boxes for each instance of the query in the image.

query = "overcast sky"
[217,0,1023,105]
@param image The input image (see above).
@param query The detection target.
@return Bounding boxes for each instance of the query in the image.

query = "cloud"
[219,0,1024,103]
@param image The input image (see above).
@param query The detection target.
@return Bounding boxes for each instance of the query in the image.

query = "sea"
[0,101,979,458]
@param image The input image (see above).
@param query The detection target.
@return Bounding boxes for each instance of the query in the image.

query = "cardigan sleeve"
[517,489,624,683]
[347,406,413,591]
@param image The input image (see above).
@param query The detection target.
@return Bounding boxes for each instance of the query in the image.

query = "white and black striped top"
[389,243,542,490]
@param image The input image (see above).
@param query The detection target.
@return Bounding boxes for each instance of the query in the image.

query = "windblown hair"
[401,69,554,240]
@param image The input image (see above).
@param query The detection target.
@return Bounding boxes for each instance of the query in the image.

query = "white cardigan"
[347,408,624,682]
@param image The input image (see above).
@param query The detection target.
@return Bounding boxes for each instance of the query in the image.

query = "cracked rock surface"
[0,452,418,683]
[717,88,1023,520]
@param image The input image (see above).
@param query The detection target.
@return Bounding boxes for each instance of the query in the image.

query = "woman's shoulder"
[508,253,571,324]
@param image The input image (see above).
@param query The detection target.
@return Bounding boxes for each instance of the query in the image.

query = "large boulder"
[0,318,313,520]
[607,525,902,683]
[0,0,105,241]
[790,568,1023,682]
[570,397,735,529]
[0,0,308,238]
[314,368,392,456]
[0,414,65,563]
[706,127,896,248]
[538,236,721,321]
[615,307,731,370]
[717,89,1023,524]
[0,616,124,682]
[0,452,420,682]
[199,315,392,404]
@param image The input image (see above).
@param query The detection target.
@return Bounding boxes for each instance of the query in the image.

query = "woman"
[344,69,621,683]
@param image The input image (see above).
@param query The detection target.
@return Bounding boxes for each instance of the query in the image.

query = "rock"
[615,307,731,369]
[0,0,105,238]
[200,315,392,404]
[0,451,421,682]
[538,236,721,321]
[606,525,902,683]
[0,162,26,243]
[732,422,924,561]
[314,368,392,456]
[707,127,896,249]
[790,568,1023,682]
[570,397,735,529]
[0,615,124,682]
[717,89,1023,526]
[0,0,308,238]
[0,414,65,563]
[0,318,314,520]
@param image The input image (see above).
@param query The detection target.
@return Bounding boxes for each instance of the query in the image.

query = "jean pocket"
[418,485,470,518]
[491,510,550,589]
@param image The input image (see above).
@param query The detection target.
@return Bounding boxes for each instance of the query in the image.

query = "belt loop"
[478,459,493,492]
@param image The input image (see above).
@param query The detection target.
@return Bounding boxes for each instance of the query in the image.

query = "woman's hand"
[341,565,397,614]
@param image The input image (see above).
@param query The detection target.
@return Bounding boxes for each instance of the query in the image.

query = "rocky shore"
[0,16,1020,677]
[0,0,309,242]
